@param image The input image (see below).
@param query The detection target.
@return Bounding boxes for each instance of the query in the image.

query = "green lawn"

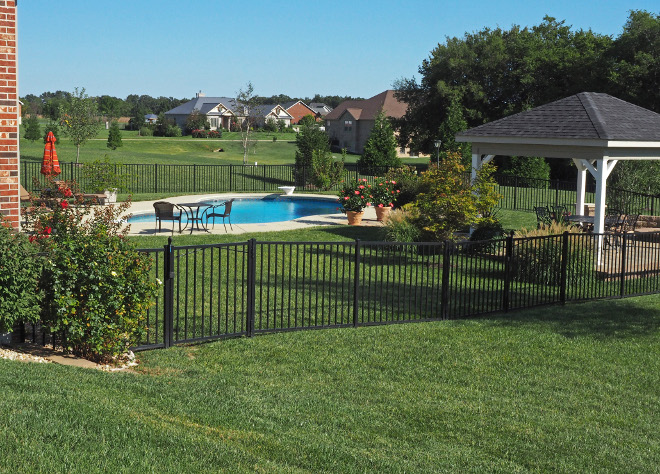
[1,294,658,472]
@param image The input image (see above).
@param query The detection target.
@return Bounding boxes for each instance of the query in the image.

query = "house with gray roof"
[164,93,240,132]
[252,104,294,127]
[309,103,333,117]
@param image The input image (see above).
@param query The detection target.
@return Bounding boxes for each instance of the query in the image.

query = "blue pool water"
[128,197,341,225]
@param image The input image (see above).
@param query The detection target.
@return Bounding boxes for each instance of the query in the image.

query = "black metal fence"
[134,231,660,350]
[22,161,660,216]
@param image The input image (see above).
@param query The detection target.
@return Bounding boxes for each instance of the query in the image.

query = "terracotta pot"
[346,210,364,226]
[375,206,392,222]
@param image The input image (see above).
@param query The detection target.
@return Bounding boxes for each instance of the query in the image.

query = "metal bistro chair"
[619,213,640,248]
[153,201,183,234]
[203,199,234,232]
[603,208,624,249]
[534,206,553,228]
[552,205,569,223]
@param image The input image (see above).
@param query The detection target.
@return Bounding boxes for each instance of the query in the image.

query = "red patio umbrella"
[41,131,61,176]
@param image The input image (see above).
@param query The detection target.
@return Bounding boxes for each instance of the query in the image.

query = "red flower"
[378,203,384,208]
[43,227,52,235]
[29,235,36,243]
[358,185,365,189]
[60,200,69,209]
[63,188,73,197]
[354,190,360,195]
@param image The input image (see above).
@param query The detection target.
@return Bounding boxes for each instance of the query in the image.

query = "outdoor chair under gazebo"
[456,92,660,264]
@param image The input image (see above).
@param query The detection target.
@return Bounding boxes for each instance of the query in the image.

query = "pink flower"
[354,190,360,195]
[344,196,349,200]
[378,203,384,208]
[358,185,365,189]
[366,202,371,206]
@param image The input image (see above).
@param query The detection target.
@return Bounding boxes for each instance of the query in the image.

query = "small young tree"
[357,109,401,175]
[311,149,345,190]
[107,121,123,150]
[298,114,317,128]
[23,114,41,142]
[294,123,330,184]
[60,87,101,164]
[233,82,260,165]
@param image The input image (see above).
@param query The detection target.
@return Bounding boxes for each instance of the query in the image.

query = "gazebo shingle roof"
[457,93,660,142]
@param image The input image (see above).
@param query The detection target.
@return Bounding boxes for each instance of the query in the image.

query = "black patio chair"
[534,206,553,228]
[153,201,183,234]
[603,208,624,249]
[551,205,569,223]
[203,199,234,232]
[619,213,640,247]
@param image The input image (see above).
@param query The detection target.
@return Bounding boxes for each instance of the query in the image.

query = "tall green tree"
[608,10,660,112]
[61,87,101,163]
[357,109,401,174]
[294,123,330,184]
[394,16,612,155]
[107,121,123,150]
[23,114,41,142]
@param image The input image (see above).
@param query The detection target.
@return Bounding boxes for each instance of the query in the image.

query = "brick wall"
[0,0,17,228]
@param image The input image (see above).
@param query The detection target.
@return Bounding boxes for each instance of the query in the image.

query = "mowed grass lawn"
[1,295,659,472]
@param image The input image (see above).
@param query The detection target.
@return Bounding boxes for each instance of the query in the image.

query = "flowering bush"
[191,129,209,138]
[371,178,400,207]
[23,176,157,362]
[337,178,372,212]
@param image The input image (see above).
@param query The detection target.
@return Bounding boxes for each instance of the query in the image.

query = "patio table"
[178,202,214,233]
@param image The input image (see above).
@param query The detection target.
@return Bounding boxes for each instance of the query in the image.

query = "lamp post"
[434,140,442,167]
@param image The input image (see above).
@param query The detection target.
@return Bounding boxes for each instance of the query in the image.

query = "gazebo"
[456,92,660,262]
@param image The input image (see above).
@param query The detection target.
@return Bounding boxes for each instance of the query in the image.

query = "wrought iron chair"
[551,205,569,223]
[203,199,234,232]
[534,206,553,228]
[603,208,624,249]
[153,201,183,234]
[619,213,640,247]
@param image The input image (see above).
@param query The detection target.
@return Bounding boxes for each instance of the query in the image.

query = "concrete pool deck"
[123,193,383,236]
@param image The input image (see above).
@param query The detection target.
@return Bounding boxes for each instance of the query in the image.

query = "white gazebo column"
[470,154,495,183]
[581,157,617,264]
[572,158,590,216]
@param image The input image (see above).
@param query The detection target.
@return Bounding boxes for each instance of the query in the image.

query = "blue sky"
[18,0,658,100]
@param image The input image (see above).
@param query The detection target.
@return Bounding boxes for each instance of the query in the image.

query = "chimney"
[196,90,205,98]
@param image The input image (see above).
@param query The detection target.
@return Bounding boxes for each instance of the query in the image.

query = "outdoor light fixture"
[434,140,442,167]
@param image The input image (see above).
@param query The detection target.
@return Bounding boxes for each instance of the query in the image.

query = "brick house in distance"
[283,100,318,124]
[325,90,416,157]
[0,1,19,228]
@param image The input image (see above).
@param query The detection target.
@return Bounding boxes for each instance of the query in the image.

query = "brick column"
[0,0,18,228]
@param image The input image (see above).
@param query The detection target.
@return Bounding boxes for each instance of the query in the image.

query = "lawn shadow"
[484,297,660,340]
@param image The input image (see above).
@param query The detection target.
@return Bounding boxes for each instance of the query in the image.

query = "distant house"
[144,114,158,124]
[325,90,414,156]
[283,100,318,124]
[252,104,294,127]
[309,102,333,118]
[164,93,240,131]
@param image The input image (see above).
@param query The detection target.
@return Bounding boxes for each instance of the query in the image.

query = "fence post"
[513,175,518,210]
[163,237,175,348]
[559,231,569,304]
[620,232,628,297]
[503,232,513,312]
[154,164,158,194]
[554,180,560,207]
[229,164,233,192]
[193,164,197,193]
[441,241,451,319]
[246,239,257,337]
[353,239,361,327]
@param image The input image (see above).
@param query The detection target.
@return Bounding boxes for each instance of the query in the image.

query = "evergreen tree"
[294,123,330,185]
[23,115,41,142]
[107,121,123,150]
[42,120,61,144]
[357,109,401,175]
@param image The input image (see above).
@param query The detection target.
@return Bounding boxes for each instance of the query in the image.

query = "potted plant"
[338,178,371,225]
[371,178,400,222]
[81,156,129,203]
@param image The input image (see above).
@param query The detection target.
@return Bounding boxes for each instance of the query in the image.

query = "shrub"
[81,156,129,193]
[0,220,43,333]
[24,114,41,142]
[208,129,222,138]
[512,223,593,286]
[499,156,550,188]
[42,120,61,144]
[139,126,153,137]
[166,124,182,137]
[384,207,421,243]
[191,129,209,138]
[312,149,345,191]
[107,121,123,150]
[23,177,157,362]
[385,166,422,207]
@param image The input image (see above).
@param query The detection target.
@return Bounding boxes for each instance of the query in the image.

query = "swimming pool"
[128,196,341,225]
